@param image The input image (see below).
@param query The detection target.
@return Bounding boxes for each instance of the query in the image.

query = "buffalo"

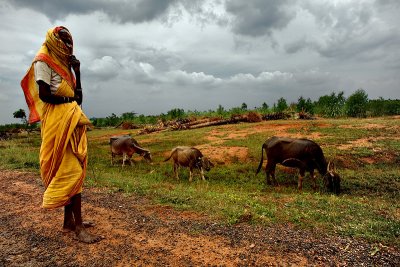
[110,135,152,166]
[256,136,340,194]
[164,146,214,181]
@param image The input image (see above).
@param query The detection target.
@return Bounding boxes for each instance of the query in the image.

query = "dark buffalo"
[256,136,340,194]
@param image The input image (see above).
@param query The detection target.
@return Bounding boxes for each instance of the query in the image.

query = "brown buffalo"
[164,146,214,181]
[110,135,152,167]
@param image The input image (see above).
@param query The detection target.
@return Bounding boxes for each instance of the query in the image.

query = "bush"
[345,89,368,118]
[315,91,346,118]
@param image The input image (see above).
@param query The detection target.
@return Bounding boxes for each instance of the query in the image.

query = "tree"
[258,102,269,113]
[217,104,225,115]
[229,106,244,115]
[121,111,137,121]
[275,97,288,112]
[296,96,306,113]
[305,98,314,114]
[296,96,314,114]
[315,91,346,117]
[13,109,27,124]
[167,108,185,119]
[137,114,147,124]
[241,102,248,111]
[345,89,369,118]
[105,113,120,126]
[261,102,269,110]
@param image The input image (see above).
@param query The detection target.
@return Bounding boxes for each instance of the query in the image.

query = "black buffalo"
[256,136,341,194]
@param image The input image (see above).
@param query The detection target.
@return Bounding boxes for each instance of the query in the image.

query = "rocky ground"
[1,170,399,266]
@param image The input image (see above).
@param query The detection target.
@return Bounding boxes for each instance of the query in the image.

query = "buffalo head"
[324,162,341,195]
[142,150,152,163]
[195,157,214,171]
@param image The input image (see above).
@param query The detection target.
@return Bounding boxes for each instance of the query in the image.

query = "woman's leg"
[71,193,103,243]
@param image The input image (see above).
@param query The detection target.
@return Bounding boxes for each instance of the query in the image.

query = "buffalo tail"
[255,144,265,175]
[163,148,176,162]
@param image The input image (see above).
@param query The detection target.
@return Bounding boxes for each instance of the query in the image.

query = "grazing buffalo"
[256,136,341,194]
[164,146,214,181]
[110,135,152,166]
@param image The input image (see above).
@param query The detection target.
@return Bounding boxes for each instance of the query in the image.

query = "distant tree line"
[7,89,400,129]
[88,89,399,127]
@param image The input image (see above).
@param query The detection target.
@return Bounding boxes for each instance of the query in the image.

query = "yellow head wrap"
[45,26,73,67]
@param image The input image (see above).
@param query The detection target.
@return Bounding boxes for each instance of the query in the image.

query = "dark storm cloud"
[376,0,400,7]
[284,38,310,54]
[225,0,296,37]
[303,1,373,33]
[1,0,399,125]
[8,0,178,23]
[283,0,400,61]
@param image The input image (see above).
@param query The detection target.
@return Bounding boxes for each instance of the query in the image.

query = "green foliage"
[84,90,400,127]
[167,108,185,120]
[13,109,27,124]
[368,98,400,116]
[105,113,120,126]
[256,102,270,114]
[0,123,38,132]
[229,106,246,115]
[296,96,314,114]
[274,97,288,112]
[315,91,346,117]
[217,104,225,115]
[121,111,137,121]
[345,89,369,118]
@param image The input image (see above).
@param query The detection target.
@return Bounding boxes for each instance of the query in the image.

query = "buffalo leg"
[271,169,278,185]
[200,167,206,181]
[122,153,126,167]
[298,169,306,191]
[310,170,317,191]
[297,175,303,191]
[189,167,193,182]
[265,162,276,185]
[174,163,179,180]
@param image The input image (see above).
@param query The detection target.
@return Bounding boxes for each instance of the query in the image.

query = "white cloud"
[88,56,120,80]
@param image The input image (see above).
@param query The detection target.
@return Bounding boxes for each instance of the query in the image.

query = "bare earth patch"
[197,144,249,164]
[1,170,399,266]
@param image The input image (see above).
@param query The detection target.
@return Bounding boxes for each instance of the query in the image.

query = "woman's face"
[58,29,73,54]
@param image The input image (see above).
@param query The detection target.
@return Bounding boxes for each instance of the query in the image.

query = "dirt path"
[0,170,399,266]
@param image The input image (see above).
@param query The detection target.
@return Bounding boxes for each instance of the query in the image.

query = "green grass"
[1,117,399,246]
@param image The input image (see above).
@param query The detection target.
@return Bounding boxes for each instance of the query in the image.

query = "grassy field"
[1,117,399,246]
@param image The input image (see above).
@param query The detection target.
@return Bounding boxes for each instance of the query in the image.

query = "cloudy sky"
[1,0,399,124]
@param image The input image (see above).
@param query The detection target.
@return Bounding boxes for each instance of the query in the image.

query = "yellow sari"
[21,27,91,209]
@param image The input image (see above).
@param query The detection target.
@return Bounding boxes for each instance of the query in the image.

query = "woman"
[21,26,102,243]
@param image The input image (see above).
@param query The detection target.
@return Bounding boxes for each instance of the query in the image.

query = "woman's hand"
[70,55,80,74]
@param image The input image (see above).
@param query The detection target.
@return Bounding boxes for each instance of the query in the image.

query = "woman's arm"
[37,80,78,104]
[71,55,83,105]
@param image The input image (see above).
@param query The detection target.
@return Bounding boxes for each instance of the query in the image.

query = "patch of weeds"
[7,157,19,164]
[23,161,39,169]
[249,201,276,223]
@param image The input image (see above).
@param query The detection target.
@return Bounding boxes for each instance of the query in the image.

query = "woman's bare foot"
[62,219,76,232]
[75,225,103,243]
[82,221,96,228]
[63,221,95,232]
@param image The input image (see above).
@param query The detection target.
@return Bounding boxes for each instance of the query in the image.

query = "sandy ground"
[1,170,399,267]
